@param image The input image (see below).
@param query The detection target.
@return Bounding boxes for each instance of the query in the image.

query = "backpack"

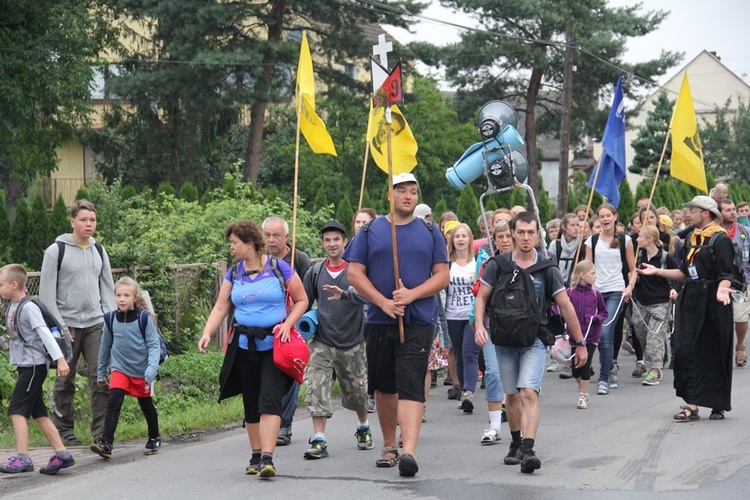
[590,232,631,283]
[685,231,744,289]
[306,260,326,303]
[488,254,556,348]
[227,256,287,329]
[15,298,73,368]
[56,240,104,274]
[553,238,583,287]
[104,309,168,365]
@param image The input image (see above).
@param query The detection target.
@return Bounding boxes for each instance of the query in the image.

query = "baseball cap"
[392,172,419,187]
[443,220,460,236]
[414,204,432,219]
[321,220,347,236]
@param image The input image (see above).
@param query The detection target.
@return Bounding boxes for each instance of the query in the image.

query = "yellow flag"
[296,32,337,156]
[670,73,706,192]
[366,102,418,174]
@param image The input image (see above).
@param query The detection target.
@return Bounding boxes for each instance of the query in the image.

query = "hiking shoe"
[367,396,376,413]
[90,440,113,459]
[504,441,523,465]
[304,437,329,459]
[597,381,609,395]
[258,457,277,478]
[643,371,662,386]
[481,428,501,445]
[0,456,34,474]
[355,426,374,450]
[276,435,291,446]
[520,449,542,473]
[144,436,161,455]
[447,385,460,400]
[547,359,559,372]
[577,392,589,409]
[246,455,261,475]
[62,436,82,447]
[399,453,419,477]
[632,361,647,378]
[39,453,75,475]
[443,375,454,386]
[622,339,635,354]
[558,366,573,379]
[461,391,474,413]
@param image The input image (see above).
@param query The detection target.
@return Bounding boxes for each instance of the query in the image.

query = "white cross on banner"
[372,34,392,68]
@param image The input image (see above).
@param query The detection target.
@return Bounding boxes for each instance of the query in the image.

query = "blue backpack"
[104,310,168,365]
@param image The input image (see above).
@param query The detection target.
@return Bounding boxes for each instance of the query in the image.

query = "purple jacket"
[566,283,608,345]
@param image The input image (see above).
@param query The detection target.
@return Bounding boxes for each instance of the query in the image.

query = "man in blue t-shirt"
[343,173,449,477]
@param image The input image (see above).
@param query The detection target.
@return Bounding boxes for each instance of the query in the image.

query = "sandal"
[673,405,700,422]
[375,446,399,468]
[736,347,747,368]
[709,409,725,420]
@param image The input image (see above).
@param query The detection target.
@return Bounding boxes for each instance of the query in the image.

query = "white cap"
[414,204,432,219]
[392,172,419,187]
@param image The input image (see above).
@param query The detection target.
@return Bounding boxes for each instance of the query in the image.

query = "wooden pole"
[358,141,370,211]
[290,93,303,273]
[384,107,405,343]
[647,129,672,210]
[575,151,604,264]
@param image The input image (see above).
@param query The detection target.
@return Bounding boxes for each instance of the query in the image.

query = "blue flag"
[589,76,626,207]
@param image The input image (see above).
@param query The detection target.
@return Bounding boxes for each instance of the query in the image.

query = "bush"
[179,182,199,202]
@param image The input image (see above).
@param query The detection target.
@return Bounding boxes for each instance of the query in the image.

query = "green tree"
[0,1,117,217]
[617,177,635,220]
[457,187,480,235]
[119,185,137,201]
[335,194,354,233]
[27,194,49,270]
[10,200,31,265]
[75,187,92,202]
[0,192,10,260]
[434,197,448,219]
[415,0,680,195]
[567,187,580,213]
[314,187,330,212]
[701,98,750,184]
[537,177,552,224]
[179,182,199,203]
[630,91,674,177]
[50,194,70,239]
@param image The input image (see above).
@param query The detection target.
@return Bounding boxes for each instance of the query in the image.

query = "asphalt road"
[2,353,750,499]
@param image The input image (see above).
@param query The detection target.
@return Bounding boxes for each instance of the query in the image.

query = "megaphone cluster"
[446,100,529,190]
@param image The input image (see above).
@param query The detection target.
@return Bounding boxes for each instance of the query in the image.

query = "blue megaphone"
[445,126,525,189]
[296,309,318,340]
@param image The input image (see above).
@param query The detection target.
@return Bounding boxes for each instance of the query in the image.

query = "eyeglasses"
[688,207,705,213]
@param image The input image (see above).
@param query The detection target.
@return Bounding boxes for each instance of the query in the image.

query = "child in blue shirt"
[0,264,74,475]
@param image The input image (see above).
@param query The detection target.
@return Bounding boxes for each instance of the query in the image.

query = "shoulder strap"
[95,242,104,262]
[525,258,555,275]
[138,310,149,340]
[419,218,434,232]
[310,260,326,300]
[361,219,374,233]
[14,298,32,344]
[268,256,286,290]
[104,311,116,335]
[555,240,563,263]
[591,234,599,263]
[493,253,513,275]
[619,233,629,273]
[56,241,65,272]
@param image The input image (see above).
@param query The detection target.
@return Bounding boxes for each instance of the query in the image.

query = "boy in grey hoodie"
[39,199,116,445]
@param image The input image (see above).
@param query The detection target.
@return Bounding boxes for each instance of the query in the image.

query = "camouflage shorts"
[304,340,369,417]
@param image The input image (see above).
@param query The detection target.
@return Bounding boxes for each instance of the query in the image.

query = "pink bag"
[550,337,572,367]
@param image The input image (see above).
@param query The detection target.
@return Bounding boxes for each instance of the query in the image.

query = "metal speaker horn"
[488,151,529,189]
[476,100,518,140]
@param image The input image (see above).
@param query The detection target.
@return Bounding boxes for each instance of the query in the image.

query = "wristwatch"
[575,340,586,347]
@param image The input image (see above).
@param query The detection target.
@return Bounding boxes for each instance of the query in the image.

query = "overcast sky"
[384,0,750,86]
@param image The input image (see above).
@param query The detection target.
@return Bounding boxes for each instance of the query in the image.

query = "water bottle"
[50,326,61,338]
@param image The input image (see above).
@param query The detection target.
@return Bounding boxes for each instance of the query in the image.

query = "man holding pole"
[343,173,449,477]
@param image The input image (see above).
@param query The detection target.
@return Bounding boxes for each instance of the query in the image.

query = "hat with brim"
[321,220,347,236]
[414,204,432,219]
[683,195,722,220]
[392,172,419,188]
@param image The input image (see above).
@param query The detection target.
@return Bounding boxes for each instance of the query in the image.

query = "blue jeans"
[598,291,625,384]
[279,381,300,435]
[495,339,547,394]
[447,320,481,392]
[482,340,503,402]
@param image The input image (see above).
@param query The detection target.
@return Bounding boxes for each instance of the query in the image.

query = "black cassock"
[674,230,741,411]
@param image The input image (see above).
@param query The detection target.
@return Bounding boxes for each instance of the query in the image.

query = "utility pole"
[558,24,576,217]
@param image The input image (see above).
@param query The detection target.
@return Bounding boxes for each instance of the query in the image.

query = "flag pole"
[358,141,370,211]
[290,91,303,273]
[647,129,672,209]
[384,107,405,343]
[575,151,604,264]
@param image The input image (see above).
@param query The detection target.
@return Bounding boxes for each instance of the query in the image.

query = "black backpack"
[104,309,168,365]
[488,254,556,348]
[15,298,73,368]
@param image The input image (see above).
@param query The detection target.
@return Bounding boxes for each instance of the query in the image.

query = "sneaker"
[504,441,523,465]
[632,361,647,378]
[622,339,635,354]
[367,396,376,413]
[90,440,113,459]
[597,381,609,395]
[303,437,329,459]
[546,359,559,372]
[558,366,573,379]
[144,436,161,455]
[577,392,589,409]
[0,456,34,474]
[481,428,501,445]
[430,370,437,387]
[399,452,419,477]
[443,375,454,386]
[461,391,474,413]
[258,457,277,478]
[276,434,291,446]
[246,454,261,475]
[355,426,374,450]
[447,385,460,400]
[643,371,662,386]
[39,453,75,475]
[62,436,82,447]
[608,365,619,389]
[520,448,542,473]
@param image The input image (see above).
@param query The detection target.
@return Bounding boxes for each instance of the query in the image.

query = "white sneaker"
[480,428,501,445]
[546,360,559,372]
[597,381,609,395]
[577,392,589,409]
